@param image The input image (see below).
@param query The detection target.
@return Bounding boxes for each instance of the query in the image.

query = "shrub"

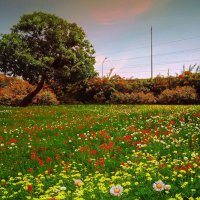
[0,88,25,106]
[158,86,197,104]
[0,75,59,106]
[0,75,32,106]
[110,92,157,104]
[136,92,157,104]
[33,90,59,105]
[67,78,115,103]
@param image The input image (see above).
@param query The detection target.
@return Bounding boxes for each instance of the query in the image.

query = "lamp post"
[102,57,107,78]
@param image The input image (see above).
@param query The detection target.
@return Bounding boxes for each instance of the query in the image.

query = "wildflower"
[180,166,187,172]
[27,184,33,191]
[124,135,132,141]
[134,182,139,185]
[164,184,171,190]
[60,186,66,191]
[90,149,97,155]
[1,179,6,183]
[28,168,33,173]
[189,197,195,200]
[74,179,83,186]
[153,181,165,191]
[46,157,52,163]
[55,154,60,160]
[110,185,124,196]
[181,182,188,188]
[175,193,183,200]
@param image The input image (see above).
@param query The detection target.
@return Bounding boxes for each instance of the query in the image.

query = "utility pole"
[183,65,185,72]
[102,57,107,78]
[151,26,153,79]
[168,69,170,77]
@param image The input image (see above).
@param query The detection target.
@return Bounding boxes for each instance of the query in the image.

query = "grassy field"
[0,105,200,200]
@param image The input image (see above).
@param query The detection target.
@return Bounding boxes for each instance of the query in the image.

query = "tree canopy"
[0,12,97,106]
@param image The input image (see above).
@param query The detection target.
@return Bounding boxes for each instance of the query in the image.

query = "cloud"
[94,52,133,77]
[92,0,156,25]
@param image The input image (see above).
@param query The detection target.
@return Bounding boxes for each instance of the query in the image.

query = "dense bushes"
[0,75,59,106]
[0,71,200,105]
[158,86,198,104]
[67,72,200,104]
[110,92,157,104]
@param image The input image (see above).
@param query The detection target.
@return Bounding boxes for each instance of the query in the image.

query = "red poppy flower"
[188,163,192,169]
[46,157,52,163]
[180,166,187,171]
[90,149,97,155]
[39,159,45,166]
[29,168,33,173]
[27,184,33,191]
[124,135,132,141]
[55,154,59,160]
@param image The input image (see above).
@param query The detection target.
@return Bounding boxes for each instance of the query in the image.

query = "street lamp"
[102,57,107,78]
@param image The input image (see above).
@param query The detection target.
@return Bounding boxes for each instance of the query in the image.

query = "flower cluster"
[0,105,199,199]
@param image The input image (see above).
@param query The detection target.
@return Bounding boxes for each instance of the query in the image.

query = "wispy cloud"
[95,52,133,77]
[92,0,156,25]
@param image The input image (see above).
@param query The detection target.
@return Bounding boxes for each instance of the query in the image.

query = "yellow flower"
[126,181,131,186]
[124,188,130,193]
[147,177,152,181]
[189,197,194,200]
[175,193,183,200]
[181,182,188,188]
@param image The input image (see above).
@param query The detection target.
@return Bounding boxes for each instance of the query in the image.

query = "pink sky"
[92,0,156,25]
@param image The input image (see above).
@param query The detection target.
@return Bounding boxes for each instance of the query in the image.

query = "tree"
[0,12,97,106]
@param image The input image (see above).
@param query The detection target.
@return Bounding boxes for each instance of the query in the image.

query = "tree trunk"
[19,75,45,107]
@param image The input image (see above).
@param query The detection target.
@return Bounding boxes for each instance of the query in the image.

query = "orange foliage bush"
[110,91,157,104]
[158,86,197,104]
[0,75,59,106]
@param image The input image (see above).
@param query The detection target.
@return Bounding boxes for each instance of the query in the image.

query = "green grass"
[0,105,200,200]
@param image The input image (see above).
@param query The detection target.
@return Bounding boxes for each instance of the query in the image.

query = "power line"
[92,17,200,54]
[104,59,200,70]
[92,30,149,48]
[96,47,200,63]
[92,15,200,51]
[117,68,183,75]
[154,35,200,47]
[94,34,200,57]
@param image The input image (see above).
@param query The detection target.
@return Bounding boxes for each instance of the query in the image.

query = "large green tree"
[0,12,96,106]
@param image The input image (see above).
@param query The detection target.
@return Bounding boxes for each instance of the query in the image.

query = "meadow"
[0,105,199,200]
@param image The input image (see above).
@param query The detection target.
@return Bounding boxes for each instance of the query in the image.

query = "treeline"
[65,71,200,104]
[0,71,200,106]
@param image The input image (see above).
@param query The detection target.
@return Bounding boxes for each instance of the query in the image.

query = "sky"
[0,0,200,78]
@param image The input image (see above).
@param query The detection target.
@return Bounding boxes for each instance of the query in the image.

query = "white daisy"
[60,186,66,191]
[164,184,171,190]
[110,185,124,196]
[153,181,165,191]
[74,179,83,186]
